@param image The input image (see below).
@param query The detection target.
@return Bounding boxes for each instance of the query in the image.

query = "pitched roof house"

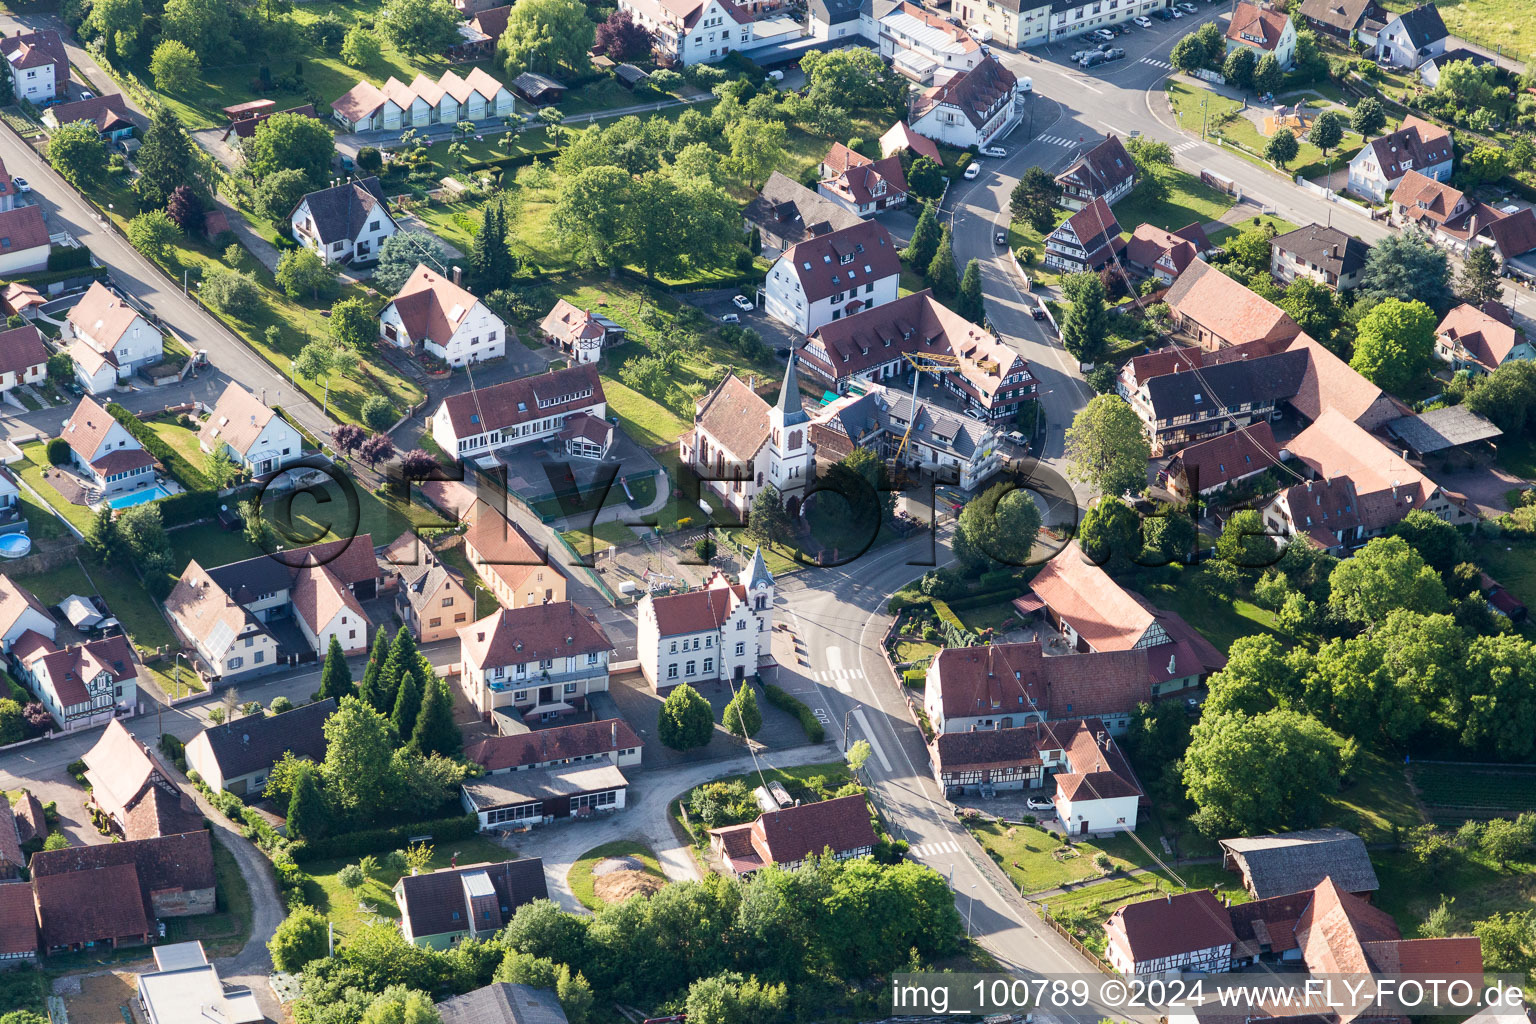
[1,29,67,102]
[1024,544,1227,693]
[1105,889,1237,974]
[58,394,157,496]
[1435,301,1533,374]
[709,794,877,874]
[1262,407,1470,552]
[764,219,901,334]
[379,265,507,368]
[1164,259,1302,351]
[817,149,909,217]
[183,698,336,796]
[431,364,607,462]
[0,881,36,965]
[12,790,46,844]
[0,205,51,275]
[1374,2,1448,67]
[538,299,625,365]
[457,602,613,718]
[460,498,566,611]
[879,120,942,164]
[467,718,642,774]
[0,575,56,652]
[289,176,398,265]
[1226,1,1298,68]
[1054,135,1137,210]
[394,546,474,644]
[43,94,134,138]
[197,380,303,477]
[637,561,775,689]
[1270,224,1372,291]
[437,983,569,1024]
[1126,222,1213,285]
[1390,170,1536,263]
[0,800,22,879]
[393,859,548,948]
[1162,421,1285,500]
[1297,0,1385,40]
[64,283,164,392]
[16,634,140,734]
[1043,196,1123,274]
[908,54,1020,149]
[1219,828,1380,900]
[1133,347,1309,452]
[330,67,513,132]
[743,171,865,253]
[1347,117,1453,202]
[1284,333,1407,430]
[82,720,201,840]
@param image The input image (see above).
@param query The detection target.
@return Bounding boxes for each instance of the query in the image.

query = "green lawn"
[1379,0,1536,67]
[1373,841,1536,941]
[142,657,207,699]
[1131,563,1288,655]
[15,442,95,535]
[1409,761,1536,816]
[1008,209,1068,289]
[567,840,666,911]
[10,558,178,654]
[307,836,517,938]
[1209,214,1300,246]
[1495,435,1536,480]
[1165,81,1366,181]
[600,377,691,450]
[146,418,214,490]
[893,640,941,665]
[561,520,639,556]
[1322,750,1423,843]
[1044,864,1252,955]
[1112,165,1236,235]
[964,818,1159,894]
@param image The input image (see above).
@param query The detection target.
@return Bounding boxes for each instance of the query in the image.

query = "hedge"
[160,487,257,528]
[902,668,926,687]
[944,587,1023,612]
[12,264,109,289]
[979,568,1016,588]
[931,598,964,631]
[46,245,93,271]
[106,402,212,492]
[762,682,825,744]
[271,406,323,451]
[286,813,480,863]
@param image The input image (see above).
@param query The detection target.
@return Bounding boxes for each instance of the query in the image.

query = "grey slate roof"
[396,860,547,940]
[821,387,990,461]
[1390,2,1448,47]
[1385,404,1503,455]
[1143,349,1308,422]
[437,982,569,1024]
[743,172,864,245]
[291,176,390,246]
[1219,827,1380,899]
[1271,224,1371,280]
[808,0,865,25]
[193,699,335,781]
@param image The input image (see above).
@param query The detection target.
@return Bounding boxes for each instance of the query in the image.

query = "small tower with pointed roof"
[766,354,815,500]
[743,545,775,614]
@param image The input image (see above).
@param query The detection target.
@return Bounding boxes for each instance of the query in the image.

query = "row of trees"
[272,851,963,1024]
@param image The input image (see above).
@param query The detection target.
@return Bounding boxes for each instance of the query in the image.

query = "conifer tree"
[135,105,197,210]
[927,225,959,298]
[318,635,355,702]
[286,766,325,841]
[410,676,462,758]
[904,200,940,270]
[358,629,391,714]
[390,663,424,740]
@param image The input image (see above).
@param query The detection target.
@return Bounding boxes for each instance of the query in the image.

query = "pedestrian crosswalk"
[911,840,962,858]
[1035,134,1075,147]
[1141,57,1174,69]
[1173,140,1201,153]
[815,667,864,694]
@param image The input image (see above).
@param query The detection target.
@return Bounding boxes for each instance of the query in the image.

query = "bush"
[200,267,262,319]
[361,395,395,432]
[761,682,825,743]
[356,146,382,173]
[271,696,294,714]
[286,814,479,863]
[46,437,70,465]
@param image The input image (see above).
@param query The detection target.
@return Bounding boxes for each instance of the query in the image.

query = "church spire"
[775,353,807,424]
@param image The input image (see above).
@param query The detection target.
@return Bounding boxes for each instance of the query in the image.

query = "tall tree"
[389,662,425,741]
[659,684,714,751]
[410,676,461,758]
[254,167,314,223]
[330,297,376,352]
[1358,232,1453,311]
[723,684,763,740]
[469,197,515,293]
[1064,394,1151,499]
[747,483,793,548]
[1458,245,1504,307]
[551,165,635,269]
[1182,708,1342,835]
[275,247,335,299]
[161,0,234,60]
[498,0,594,75]
[150,39,198,92]
[926,225,958,297]
[957,259,985,323]
[86,0,143,57]
[373,232,448,293]
[268,905,329,972]
[359,630,392,714]
[1308,109,1347,158]
[320,697,399,823]
[1350,297,1437,394]
[1350,96,1387,137]
[904,201,940,269]
[725,118,787,190]
[1059,271,1108,364]
[1170,34,1207,74]
[319,635,355,702]
[1223,47,1257,92]
[1253,52,1283,95]
[1327,536,1449,625]
[1076,497,1141,569]
[595,9,652,62]
[380,0,463,55]
[247,113,336,188]
[1278,277,1345,352]
[285,765,326,841]
[1009,166,1061,232]
[1264,127,1299,169]
[48,121,108,190]
[954,482,1042,570]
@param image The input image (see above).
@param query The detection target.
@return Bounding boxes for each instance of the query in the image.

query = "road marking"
[1173,140,1200,152]
[1073,80,1102,94]
[1100,123,1128,136]
[911,840,962,857]
[1141,57,1174,69]
[852,708,893,772]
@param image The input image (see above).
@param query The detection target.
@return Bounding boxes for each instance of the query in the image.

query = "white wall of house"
[1347,146,1453,203]
[298,606,367,658]
[637,592,771,690]
[1108,940,1233,977]
[0,359,45,393]
[1225,20,1296,70]
[1,607,55,652]
[1055,790,1139,834]
[431,397,607,462]
[208,631,281,680]
[66,315,162,378]
[763,259,900,335]
[909,91,1019,149]
[1046,0,1163,41]
[291,198,398,266]
[379,299,507,367]
[462,651,610,717]
[11,59,56,102]
[74,360,117,396]
[620,0,754,64]
[24,664,136,733]
[0,241,49,276]
[1376,17,1446,67]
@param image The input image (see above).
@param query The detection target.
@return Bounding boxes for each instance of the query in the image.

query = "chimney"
[451,266,463,286]
[611,721,617,747]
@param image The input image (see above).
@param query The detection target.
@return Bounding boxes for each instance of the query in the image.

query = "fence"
[1035,905,1118,975]
[549,527,624,607]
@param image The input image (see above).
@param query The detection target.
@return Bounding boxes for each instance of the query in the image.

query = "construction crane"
[893,351,962,465]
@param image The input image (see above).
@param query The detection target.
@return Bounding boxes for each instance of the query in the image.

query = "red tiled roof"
[1165,421,1282,493]
[648,579,747,637]
[1126,222,1210,278]
[930,641,1149,722]
[438,364,604,439]
[933,723,1047,773]
[34,863,149,949]
[0,881,35,956]
[693,373,770,463]
[1055,135,1136,196]
[290,563,368,637]
[1286,408,1438,529]
[60,395,126,465]
[0,30,67,80]
[0,205,50,255]
[47,94,132,133]
[385,264,485,348]
[911,54,1017,129]
[467,718,640,771]
[879,120,942,164]
[715,794,877,869]
[1105,889,1236,965]
[1054,197,1123,265]
[25,635,135,709]
[82,719,157,823]
[821,154,908,207]
[1227,1,1291,50]
[12,792,45,844]
[1437,302,1523,371]
[1285,333,1406,430]
[1029,545,1155,651]
[1165,260,1301,346]
[779,220,900,303]
[198,381,277,457]
[459,602,612,671]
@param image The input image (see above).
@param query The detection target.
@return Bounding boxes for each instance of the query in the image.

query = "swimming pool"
[0,533,30,558]
[107,486,172,510]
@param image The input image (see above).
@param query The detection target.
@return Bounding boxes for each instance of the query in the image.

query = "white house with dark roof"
[636,556,774,689]
[1043,197,1123,274]
[289,176,397,265]
[0,323,49,395]
[457,602,614,718]
[15,634,138,732]
[63,282,164,394]
[197,381,302,477]
[1270,224,1372,291]
[680,356,815,520]
[431,363,606,464]
[1374,2,1447,67]
[764,220,900,334]
[58,395,155,497]
[538,299,624,364]
[907,54,1020,149]
[184,699,335,796]
[1054,136,1137,211]
[1346,116,1452,202]
[379,264,505,367]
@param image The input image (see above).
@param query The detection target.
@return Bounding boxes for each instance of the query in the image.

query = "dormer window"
[840,252,853,265]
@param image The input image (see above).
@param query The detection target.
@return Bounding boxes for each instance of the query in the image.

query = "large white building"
[379,264,507,368]
[619,0,803,65]
[197,381,303,478]
[64,283,165,395]
[637,554,774,689]
[763,219,901,334]
[458,602,614,720]
[907,55,1021,149]
[431,364,606,465]
[679,356,816,520]
[289,176,399,265]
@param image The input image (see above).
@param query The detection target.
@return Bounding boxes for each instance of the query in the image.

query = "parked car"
[1071,48,1101,62]
[1093,27,1116,40]
[981,145,1006,158]
[1081,52,1108,67]
[1026,797,1054,812]
[995,232,1007,245]
[720,313,740,323]
[732,294,753,311]
[78,89,94,101]
[1171,7,1184,15]
[1177,2,1198,12]
[1155,7,1175,18]
[963,162,981,179]
[1104,47,1126,61]
[13,177,30,193]
[1134,15,1152,26]
[1031,305,1047,320]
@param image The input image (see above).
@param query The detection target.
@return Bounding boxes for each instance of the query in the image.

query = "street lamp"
[1033,388,1055,446]
[967,883,977,937]
[843,708,853,751]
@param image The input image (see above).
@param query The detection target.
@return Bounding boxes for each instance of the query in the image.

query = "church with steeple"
[680,355,817,521]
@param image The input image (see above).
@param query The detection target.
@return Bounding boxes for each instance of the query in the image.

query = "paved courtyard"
[607,672,811,771]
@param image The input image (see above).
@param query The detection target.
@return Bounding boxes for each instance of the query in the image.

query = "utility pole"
[842,708,853,751]
[1201,91,1210,140]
